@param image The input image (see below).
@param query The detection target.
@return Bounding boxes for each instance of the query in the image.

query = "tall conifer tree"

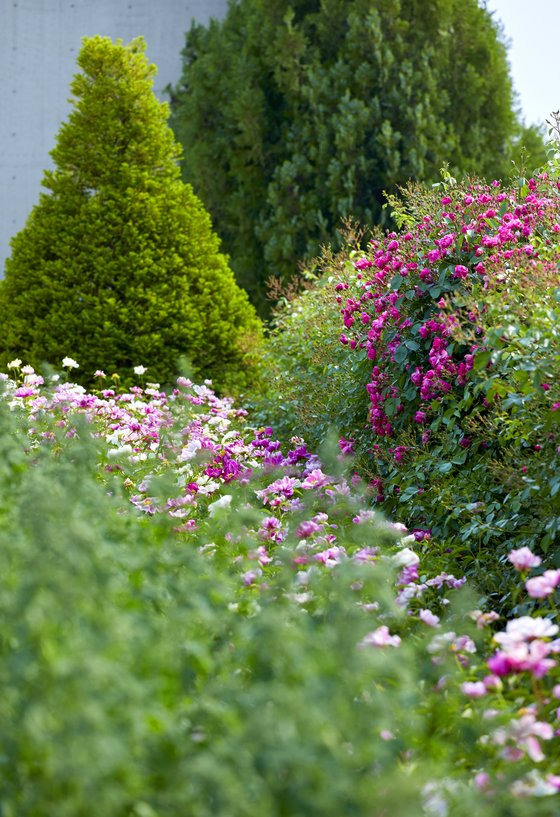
[171,0,545,312]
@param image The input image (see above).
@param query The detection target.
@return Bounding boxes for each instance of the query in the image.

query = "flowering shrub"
[252,168,560,604]
[337,173,559,438]
[2,365,560,813]
[329,172,560,598]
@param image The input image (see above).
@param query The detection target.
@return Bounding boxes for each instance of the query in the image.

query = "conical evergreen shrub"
[0,36,261,390]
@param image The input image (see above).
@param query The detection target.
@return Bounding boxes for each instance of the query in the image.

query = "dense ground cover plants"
[0,37,261,391]
[2,365,560,814]
[171,0,544,311]
[251,166,560,607]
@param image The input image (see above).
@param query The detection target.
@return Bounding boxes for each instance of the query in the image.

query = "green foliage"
[170,0,544,312]
[377,280,560,607]
[0,36,261,391]
[246,237,373,447]
[247,176,560,606]
[1,387,556,817]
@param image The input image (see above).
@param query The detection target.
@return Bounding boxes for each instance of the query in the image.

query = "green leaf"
[451,451,468,465]
[393,344,408,365]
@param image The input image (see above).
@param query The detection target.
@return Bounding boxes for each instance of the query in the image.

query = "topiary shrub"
[0,36,261,391]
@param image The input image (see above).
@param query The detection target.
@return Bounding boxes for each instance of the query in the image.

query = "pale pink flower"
[508,547,542,571]
[419,609,440,628]
[461,681,487,698]
[493,713,553,763]
[353,509,376,525]
[301,468,331,489]
[380,730,394,741]
[469,609,500,629]
[359,626,401,648]
[494,616,558,647]
[473,772,490,790]
[526,570,560,599]
[314,546,347,567]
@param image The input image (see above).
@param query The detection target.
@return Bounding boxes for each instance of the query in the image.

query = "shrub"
[170,0,545,312]
[0,36,261,391]
[245,231,375,446]
[248,169,560,601]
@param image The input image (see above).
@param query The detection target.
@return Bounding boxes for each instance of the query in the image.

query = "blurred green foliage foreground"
[0,378,557,817]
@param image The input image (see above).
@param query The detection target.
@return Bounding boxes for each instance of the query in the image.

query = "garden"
[1,6,559,815]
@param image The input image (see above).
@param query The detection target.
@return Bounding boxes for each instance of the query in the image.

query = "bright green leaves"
[0,37,262,391]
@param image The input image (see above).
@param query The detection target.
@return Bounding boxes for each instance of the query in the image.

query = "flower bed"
[2,363,560,811]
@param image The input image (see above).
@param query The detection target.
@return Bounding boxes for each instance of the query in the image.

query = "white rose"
[208,494,232,516]
[62,357,79,369]
[392,547,420,568]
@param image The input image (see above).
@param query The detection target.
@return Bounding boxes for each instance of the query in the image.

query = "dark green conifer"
[171,0,545,312]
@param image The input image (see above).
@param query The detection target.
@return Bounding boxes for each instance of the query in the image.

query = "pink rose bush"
[315,171,560,607]
[337,172,560,450]
[337,178,558,437]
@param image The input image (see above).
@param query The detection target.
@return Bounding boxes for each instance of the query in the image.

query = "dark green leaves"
[170,0,536,313]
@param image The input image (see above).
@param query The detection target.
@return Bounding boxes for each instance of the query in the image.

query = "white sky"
[485,0,559,130]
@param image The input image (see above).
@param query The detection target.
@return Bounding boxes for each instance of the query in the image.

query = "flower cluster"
[337,177,560,442]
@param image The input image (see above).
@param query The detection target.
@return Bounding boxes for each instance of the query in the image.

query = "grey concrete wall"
[0,0,228,273]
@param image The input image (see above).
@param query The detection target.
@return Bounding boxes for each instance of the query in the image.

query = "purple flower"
[338,438,355,455]
[354,547,378,563]
[296,520,322,539]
